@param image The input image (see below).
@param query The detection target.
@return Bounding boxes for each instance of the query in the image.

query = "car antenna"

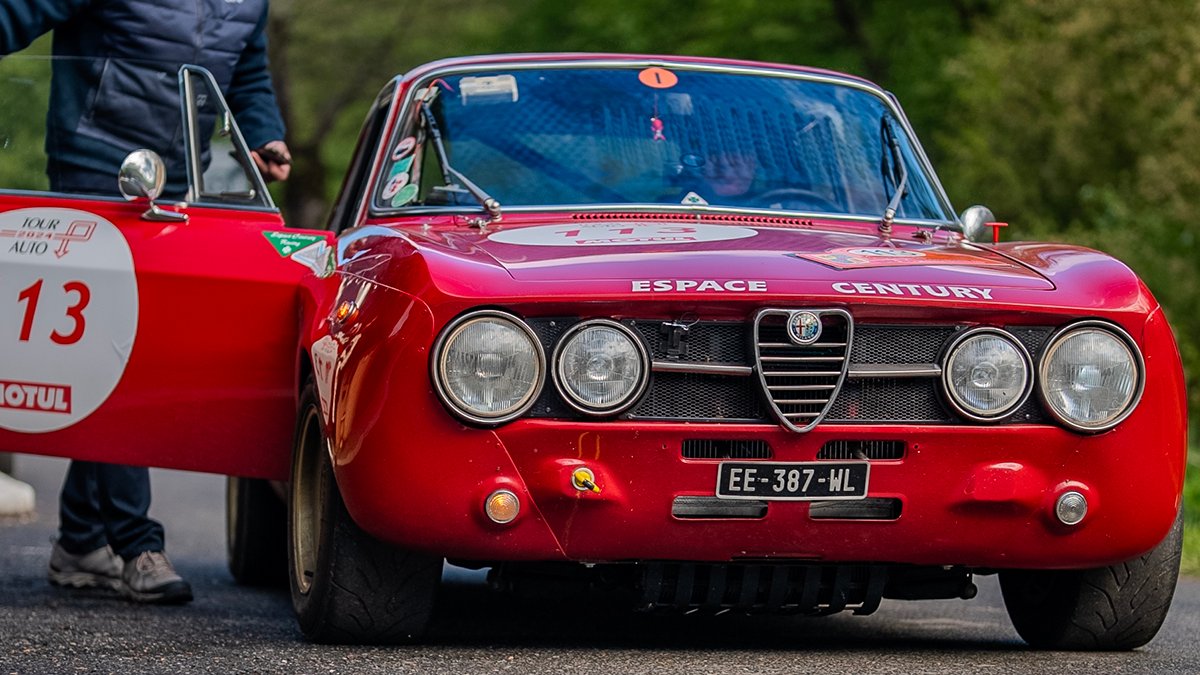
[878,115,908,239]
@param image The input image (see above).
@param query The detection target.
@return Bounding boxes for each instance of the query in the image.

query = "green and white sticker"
[263,231,326,257]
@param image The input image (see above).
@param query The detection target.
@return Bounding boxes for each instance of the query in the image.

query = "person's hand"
[251,140,292,182]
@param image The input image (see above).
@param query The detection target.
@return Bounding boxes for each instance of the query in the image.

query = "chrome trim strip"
[759,341,847,349]
[753,308,854,433]
[372,203,951,228]
[651,362,753,376]
[760,356,846,363]
[848,364,942,379]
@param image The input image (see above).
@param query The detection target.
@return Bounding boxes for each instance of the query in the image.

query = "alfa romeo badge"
[786,311,822,345]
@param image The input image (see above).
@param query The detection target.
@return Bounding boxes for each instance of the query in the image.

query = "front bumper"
[338,405,1183,569]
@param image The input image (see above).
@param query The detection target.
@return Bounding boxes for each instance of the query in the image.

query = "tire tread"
[1001,510,1183,650]
[289,379,440,645]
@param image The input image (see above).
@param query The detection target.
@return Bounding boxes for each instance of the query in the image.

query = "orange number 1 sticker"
[638,67,678,89]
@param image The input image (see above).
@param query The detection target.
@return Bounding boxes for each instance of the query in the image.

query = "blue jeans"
[58,461,164,561]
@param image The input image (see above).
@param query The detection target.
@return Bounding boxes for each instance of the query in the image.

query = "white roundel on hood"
[487,222,757,247]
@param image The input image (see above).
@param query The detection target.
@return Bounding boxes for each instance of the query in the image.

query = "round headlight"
[1039,323,1142,432]
[942,328,1032,420]
[554,320,648,415]
[434,311,544,424]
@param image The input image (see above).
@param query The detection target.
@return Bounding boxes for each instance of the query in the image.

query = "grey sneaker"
[121,551,193,604]
[48,542,123,591]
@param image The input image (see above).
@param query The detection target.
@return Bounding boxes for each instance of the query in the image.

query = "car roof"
[396,52,881,92]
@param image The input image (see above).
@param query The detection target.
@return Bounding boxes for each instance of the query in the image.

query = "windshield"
[375,65,951,221]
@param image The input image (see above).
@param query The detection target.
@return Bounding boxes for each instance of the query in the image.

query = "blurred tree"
[266,0,512,229]
[0,38,51,191]
[499,0,997,153]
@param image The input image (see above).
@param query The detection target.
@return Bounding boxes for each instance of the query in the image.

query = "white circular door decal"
[0,208,138,433]
[487,222,758,247]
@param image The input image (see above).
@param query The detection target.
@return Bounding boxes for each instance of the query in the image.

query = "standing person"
[0,0,292,604]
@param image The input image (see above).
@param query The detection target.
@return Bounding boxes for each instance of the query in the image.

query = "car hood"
[404,218,1054,291]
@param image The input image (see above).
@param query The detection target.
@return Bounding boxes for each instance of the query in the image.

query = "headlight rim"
[431,309,546,426]
[1037,320,1145,433]
[940,326,1034,423]
[552,318,650,417]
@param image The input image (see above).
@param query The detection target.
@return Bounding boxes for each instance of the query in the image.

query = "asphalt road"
[2,455,1198,674]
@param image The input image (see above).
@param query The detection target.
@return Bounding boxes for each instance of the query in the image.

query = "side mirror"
[959,205,995,243]
[119,150,187,222]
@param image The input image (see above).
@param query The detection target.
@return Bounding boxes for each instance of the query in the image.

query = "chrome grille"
[524,318,1051,427]
[753,309,852,432]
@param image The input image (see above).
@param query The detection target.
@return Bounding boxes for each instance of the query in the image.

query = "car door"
[0,61,331,481]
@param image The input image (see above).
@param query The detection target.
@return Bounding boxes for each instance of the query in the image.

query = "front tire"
[288,378,441,644]
[999,509,1183,650]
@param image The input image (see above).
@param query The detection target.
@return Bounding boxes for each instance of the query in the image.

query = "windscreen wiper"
[419,90,502,224]
[878,115,908,237]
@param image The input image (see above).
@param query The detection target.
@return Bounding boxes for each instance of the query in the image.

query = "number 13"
[16,279,90,345]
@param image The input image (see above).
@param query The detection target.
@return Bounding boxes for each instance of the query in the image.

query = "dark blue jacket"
[0,0,285,188]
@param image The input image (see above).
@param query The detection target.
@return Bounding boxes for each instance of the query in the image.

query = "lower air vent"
[817,440,906,461]
[682,439,772,460]
[672,496,767,519]
[639,563,888,614]
[809,498,902,520]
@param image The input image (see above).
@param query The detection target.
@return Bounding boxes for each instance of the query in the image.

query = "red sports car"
[0,54,1186,649]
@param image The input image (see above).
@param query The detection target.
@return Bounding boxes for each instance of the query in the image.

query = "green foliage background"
[0,53,51,191]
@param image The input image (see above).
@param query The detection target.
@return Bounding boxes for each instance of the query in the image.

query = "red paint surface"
[0,193,331,479]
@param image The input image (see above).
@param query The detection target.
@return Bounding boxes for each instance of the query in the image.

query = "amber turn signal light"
[484,489,520,524]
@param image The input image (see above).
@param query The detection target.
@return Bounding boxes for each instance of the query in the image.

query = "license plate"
[716,461,870,501]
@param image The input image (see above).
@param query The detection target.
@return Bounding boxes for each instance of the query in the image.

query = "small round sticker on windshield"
[382,172,410,200]
[391,136,417,162]
[638,67,678,89]
[390,183,418,207]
